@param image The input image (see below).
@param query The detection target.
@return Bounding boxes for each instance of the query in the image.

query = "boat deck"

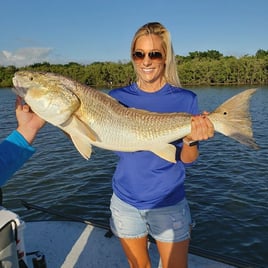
[24,221,236,268]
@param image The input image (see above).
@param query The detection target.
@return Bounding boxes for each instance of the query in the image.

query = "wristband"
[183,138,198,147]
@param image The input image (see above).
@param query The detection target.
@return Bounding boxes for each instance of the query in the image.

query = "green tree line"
[1,49,267,88]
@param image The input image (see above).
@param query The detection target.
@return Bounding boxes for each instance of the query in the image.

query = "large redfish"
[12,71,259,163]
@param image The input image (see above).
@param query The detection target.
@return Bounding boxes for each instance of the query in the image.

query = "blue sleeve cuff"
[6,130,35,153]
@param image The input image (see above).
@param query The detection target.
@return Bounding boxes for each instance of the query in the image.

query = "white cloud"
[0,47,53,67]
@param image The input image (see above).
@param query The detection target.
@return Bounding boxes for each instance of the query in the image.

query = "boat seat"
[0,220,20,268]
[0,188,3,206]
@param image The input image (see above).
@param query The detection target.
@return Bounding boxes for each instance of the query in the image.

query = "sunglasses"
[132,51,163,61]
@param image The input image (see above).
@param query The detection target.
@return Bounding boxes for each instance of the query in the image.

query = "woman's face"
[132,34,166,91]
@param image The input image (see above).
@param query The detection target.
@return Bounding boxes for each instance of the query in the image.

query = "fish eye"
[29,77,33,81]
[223,112,227,115]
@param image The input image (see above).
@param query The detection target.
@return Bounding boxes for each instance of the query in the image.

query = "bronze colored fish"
[12,71,259,163]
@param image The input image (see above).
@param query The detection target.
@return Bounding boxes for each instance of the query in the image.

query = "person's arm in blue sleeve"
[0,96,45,186]
[0,130,35,186]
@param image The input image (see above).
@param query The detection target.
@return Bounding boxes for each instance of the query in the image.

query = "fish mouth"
[12,76,27,98]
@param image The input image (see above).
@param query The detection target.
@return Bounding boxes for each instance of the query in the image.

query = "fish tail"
[210,88,260,149]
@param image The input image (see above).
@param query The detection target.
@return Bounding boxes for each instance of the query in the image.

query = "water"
[1,86,267,266]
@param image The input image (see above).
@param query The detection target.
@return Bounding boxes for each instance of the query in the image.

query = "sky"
[1,0,267,67]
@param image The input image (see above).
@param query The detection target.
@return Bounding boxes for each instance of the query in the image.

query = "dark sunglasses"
[132,51,163,61]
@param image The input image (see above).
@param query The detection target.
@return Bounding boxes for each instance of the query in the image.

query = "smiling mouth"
[141,68,154,72]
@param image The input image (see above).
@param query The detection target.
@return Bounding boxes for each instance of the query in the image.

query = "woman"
[108,22,214,268]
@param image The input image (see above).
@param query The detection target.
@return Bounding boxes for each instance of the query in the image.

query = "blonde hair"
[131,22,181,87]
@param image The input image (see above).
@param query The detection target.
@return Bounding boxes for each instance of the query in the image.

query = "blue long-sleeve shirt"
[0,130,35,186]
[109,83,199,209]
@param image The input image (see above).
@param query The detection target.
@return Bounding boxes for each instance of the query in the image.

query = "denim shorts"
[109,194,192,242]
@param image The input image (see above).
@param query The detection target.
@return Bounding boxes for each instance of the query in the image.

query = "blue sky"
[1,0,267,67]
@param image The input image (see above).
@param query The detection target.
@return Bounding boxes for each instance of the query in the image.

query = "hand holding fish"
[181,113,214,163]
[189,112,215,141]
[15,96,46,144]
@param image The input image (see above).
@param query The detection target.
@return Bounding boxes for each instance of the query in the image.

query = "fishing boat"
[0,201,259,268]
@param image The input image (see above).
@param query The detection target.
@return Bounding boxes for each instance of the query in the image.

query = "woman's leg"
[156,238,190,268]
[120,236,151,268]
[147,198,192,268]
[110,194,150,267]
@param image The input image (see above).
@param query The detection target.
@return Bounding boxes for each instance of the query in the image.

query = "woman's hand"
[187,112,214,142]
[181,112,214,163]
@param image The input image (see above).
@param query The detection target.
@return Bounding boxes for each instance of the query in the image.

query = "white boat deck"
[24,221,236,268]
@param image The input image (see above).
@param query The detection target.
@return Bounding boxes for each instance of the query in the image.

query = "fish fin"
[211,88,260,149]
[71,135,93,160]
[61,116,100,142]
[60,116,100,159]
[151,144,177,163]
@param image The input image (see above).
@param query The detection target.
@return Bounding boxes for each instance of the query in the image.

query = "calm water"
[1,86,267,266]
